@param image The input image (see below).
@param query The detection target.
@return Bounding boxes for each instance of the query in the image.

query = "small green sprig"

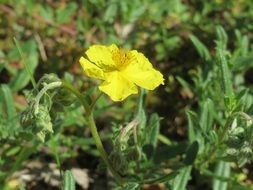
[225,113,253,166]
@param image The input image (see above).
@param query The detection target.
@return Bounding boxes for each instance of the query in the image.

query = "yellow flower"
[79,44,164,101]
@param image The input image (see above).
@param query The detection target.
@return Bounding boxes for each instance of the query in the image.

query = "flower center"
[112,49,130,70]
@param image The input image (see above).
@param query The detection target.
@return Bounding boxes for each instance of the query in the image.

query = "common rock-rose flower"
[79,44,164,101]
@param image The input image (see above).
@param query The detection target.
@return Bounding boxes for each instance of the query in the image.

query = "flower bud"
[20,104,53,142]
[34,105,53,133]
[20,107,34,127]
[109,151,128,175]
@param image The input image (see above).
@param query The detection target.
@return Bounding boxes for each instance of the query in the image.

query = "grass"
[1,0,253,189]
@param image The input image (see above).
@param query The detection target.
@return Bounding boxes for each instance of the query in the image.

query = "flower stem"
[87,113,125,185]
[61,81,124,185]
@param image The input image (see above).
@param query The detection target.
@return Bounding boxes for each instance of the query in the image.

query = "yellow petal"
[79,57,105,80]
[121,50,164,90]
[98,71,138,101]
[108,44,119,52]
[85,44,118,70]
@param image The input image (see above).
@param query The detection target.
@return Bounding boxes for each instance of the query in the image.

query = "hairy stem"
[61,81,124,185]
[87,114,124,184]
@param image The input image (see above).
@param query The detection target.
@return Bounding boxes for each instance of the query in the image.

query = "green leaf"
[215,26,235,110]
[49,134,61,171]
[232,54,253,72]
[216,48,233,98]
[190,34,211,61]
[176,76,193,93]
[143,172,179,185]
[154,143,188,163]
[234,29,249,56]
[136,88,146,130]
[6,146,21,157]
[63,170,76,190]
[10,39,38,91]
[200,98,214,132]
[212,161,230,190]
[104,3,118,23]
[1,84,16,120]
[56,3,78,24]
[186,110,198,143]
[147,113,160,147]
[123,182,139,190]
[184,141,199,165]
[39,5,54,22]
[172,166,192,190]
[216,26,228,50]
[64,72,74,83]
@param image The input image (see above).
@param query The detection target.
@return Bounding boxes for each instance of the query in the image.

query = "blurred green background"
[1,0,253,189]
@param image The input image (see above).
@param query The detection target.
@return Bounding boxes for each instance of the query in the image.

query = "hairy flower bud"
[34,105,53,133]
[109,151,128,176]
[20,107,34,127]
[20,103,53,142]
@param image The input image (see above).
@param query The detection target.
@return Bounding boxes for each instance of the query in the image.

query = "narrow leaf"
[200,99,214,132]
[154,143,188,163]
[233,54,253,72]
[147,113,160,147]
[63,170,76,190]
[172,166,192,190]
[123,182,139,190]
[216,26,228,49]
[1,84,16,120]
[186,110,198,143]
[136,88,147,130]
[13,38,36,89]
[56,2,77,24]
[176,76,193,92]
[216,48,234,98]
[184,141,199,165]
[213,161,230,190]
[190,34,211,61]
